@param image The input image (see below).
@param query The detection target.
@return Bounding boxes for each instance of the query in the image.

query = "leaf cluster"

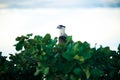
[0,33,120,80]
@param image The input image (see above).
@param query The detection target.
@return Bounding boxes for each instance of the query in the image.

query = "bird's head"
[57,25,66,36]
[57,25,65,29]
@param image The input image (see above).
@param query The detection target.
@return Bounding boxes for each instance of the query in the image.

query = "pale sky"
[0,8,120,56]
[0,0,120,56]
[0,0,120,8]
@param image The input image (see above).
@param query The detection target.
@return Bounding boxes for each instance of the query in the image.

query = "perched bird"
[57,25,67,44]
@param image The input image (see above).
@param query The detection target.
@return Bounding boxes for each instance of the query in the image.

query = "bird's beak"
[57,26,61,29]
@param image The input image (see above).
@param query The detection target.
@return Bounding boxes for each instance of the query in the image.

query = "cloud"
[100,0,120,7]
[43,0,103,8]
[0,4,8,8]
[100,0,120,4]
[0,0,120,8]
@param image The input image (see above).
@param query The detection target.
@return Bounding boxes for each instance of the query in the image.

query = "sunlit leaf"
[44,67,49,75]
[34,67,41,76]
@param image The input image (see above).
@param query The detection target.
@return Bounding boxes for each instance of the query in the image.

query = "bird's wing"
[59,36,67,44]
[64,33,67,37]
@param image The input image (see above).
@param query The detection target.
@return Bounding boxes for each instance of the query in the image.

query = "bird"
[57,25,67,44]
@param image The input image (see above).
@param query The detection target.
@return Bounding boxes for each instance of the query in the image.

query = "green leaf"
[66,36,73,44]
[0,52,2,56]
[74,55,84,62]
[42,34,51,44]
[44,67,49,75]
[83,41,90,49]
[62,50,74,61]
[34,67,41,76]
[26,33,33,37]
[63,62,76,74]
[34,35,42,41]
[15,42,24,51]
[15,35,28,41]
[73,68,82,76]
[16,37,21,41]
[90,68,104,78]
[82,51,92,60]
[83,67,90,79]
[73,41,81,53]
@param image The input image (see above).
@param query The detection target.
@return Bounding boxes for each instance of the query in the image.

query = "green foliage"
[0,33,120,80]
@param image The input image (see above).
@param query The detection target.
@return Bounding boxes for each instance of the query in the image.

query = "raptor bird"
[57,25,67,44]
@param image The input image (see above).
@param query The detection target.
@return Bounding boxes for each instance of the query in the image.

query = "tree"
[0,33,120,80]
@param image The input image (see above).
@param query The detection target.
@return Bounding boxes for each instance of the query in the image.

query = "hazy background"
[0,0,120,56]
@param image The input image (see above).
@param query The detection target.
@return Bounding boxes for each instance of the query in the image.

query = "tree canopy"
[0,33,120,80]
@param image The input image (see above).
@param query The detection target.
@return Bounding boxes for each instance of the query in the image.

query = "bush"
[0,33,120,80]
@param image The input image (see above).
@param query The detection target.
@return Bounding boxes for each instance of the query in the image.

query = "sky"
[0,0,120,56]
[0,0,120,8]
